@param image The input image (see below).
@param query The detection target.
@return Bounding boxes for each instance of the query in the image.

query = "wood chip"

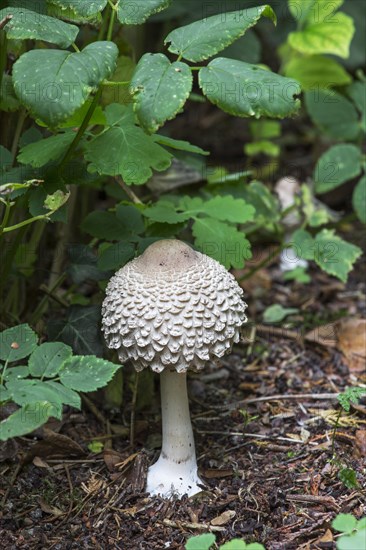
[211,510,236,526]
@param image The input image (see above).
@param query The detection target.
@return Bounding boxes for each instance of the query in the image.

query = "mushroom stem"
[146,368,203,498]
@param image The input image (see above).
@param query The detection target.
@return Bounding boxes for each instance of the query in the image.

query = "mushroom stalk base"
[146,369,202,498]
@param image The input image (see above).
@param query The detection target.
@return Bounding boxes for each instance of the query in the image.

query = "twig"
[130,372,139,447]
[286,493,340,511]
[161,518,226,533]
[214,393,339,411]
[114,177,143,204]
[0,463,22,509]
[81,394,107,426]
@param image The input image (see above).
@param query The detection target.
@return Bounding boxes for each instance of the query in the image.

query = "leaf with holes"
[117,0,171,24]
[130,53,192,133]
[84,104,172,184]
[199,58,301,118]
[13,41,118,127]
[59,356,121,392]
[28,342,73,378]
[165,6,276,62]
[0,324,38,363]
[0,7,79,48]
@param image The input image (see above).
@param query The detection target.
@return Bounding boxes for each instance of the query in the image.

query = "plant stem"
[114,177,143,204]
[102,80,130,86]
[106,1,116,41]
[71,42,80,52]
[10,108,27,165]
[2,215,49,233]
[30,273,66,326]
[238,244,285,282]
[0,201,12,230]
[59,89,102,170]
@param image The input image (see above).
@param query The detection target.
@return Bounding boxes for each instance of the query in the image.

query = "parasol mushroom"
[102,239,247,497]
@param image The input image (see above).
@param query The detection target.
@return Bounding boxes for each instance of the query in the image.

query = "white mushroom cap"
[102,239,247,373]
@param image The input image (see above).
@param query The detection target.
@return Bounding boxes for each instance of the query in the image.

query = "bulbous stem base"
[146,369,203,498]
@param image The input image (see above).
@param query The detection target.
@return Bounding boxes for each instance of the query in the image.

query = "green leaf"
[116,204,145,234]
[0,324,38,363]
[292,229,316,261]
[246,545,266,550]
[49,0,107,17]
[48,305,103,356]
[353,175,366,224]
[313,229,362,283]
[0,7,78,48]
[199,58,301,119]
[165,6,276,62]
[18,132,75,168]
[143,201,191,224]
[220,540,247,550]
[314,144,363,194]
[283,267,311,284]
[153,135,209,155]
[337,529,366,550]
[117,0,171,24]
[338,387,366,412]
[305,90,361,140]
[245,140,280,157]
[13,42,118,127]
[0,386,12,403]
[81,211,132,240]
[3,366,30,381]
[249,120,281,140]
[220,28,261,65]
[284,55,351,91]
[59,356,121,392]
[0,74,20,112]
[28,342,73,378]
[0,402,54,441]
[332,514,358,534]
[346,81,366,132]
[181,195,256,224]
[130,54,192,133]
[68,244,108,284]
[38,100,106,129]
[84,104,172,185]
[338,468,359,490]
[288,0,344,26]
[97,241,135,271]
[185,533,216,550]
[5,379,64,419]
[263,304,299,323]
[242,181,280,223]
[288,12,355,58]
[192,218,251,269]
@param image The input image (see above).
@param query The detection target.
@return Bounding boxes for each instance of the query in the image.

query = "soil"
[1,259,365,550]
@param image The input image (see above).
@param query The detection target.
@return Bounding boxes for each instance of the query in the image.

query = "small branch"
[161,518,226,533]
[0,15,12,31]
[213,393,339,412]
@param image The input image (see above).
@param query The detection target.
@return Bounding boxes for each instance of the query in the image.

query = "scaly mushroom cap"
[102,240,247,373]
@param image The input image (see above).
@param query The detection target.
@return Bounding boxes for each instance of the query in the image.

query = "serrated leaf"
[288,12,354,58]
[13,42,118,127]
[50,0,107,17]
[44,190,69,212]
[165,6,276,62]
[305,90,360,140]
[288,0,344,26]
[0,401,54,441]
[101,55,135,107]
[199,58,301,119]
[284,55,351,91]
[48,305,103,356]
[37,100,106,129]
[0,324,38,363]
[181,195,256,224]
[353,175,366,224]
[44,380,81,409]
[0,7,79,48]
[314,144,363,194]
[313,229,362,282]
[97,241,135,271]
[192,218,251,269]
[5,379,64,419]
[143,201,191,224]
[242,181,281,223]
[59,356,121,392]
[338,387,366,412]
[116,204,145,234]
[84,104,172,184]
[130,53,192,133]
[67,244,108,284]
[291,229,316,261]
[28,342,73,378]
[18,132,75,168]
[117,0,171,24]
[185,533,216,550]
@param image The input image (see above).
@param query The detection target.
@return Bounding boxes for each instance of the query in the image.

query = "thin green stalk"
[106,1,117,41]
[10,108,27,165]
[102,80,130,86]
[71,42,80,52]
[2,214,49,233]
[0,201,12,230]
[59,88,102,170]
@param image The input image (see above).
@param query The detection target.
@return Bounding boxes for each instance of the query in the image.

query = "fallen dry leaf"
[202,468,234,479]
[211,510,236,526]
[354,430,366,458]
[337,319,366,373]
[305,323,337,347]
[39,498,64,517]
[23,428,85,464]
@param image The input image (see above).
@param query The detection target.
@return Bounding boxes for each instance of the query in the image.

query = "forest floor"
[0,254,365,550]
